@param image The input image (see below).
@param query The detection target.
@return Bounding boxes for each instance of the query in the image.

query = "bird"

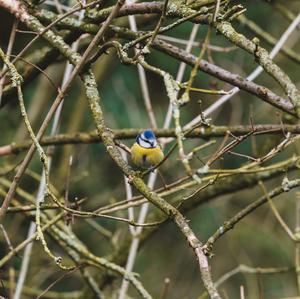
[131,130,164,169]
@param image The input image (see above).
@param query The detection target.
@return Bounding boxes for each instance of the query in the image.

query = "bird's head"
[136,130,158,148]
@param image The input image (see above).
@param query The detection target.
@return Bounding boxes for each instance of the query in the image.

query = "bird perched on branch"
[131,130,164,170]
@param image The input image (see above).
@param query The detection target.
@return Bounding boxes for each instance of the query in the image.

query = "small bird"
[131,130,164,169]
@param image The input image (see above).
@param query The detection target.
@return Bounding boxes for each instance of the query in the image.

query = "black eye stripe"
[140,137,152,144]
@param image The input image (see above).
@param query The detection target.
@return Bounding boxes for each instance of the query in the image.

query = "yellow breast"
[131,143,164,169]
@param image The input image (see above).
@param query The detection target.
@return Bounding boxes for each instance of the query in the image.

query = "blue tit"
[131,130,164,169]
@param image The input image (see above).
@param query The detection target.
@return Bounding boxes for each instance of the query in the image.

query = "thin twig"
[259,181,296,241]
[0,19,18,105]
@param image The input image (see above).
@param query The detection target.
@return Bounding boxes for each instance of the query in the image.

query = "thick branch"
[29,8,297,116]
[1,124,300,156]
[92,158,298,293]
[151,38,297,116]
[214,20,300,116]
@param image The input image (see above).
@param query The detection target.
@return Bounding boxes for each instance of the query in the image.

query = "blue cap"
[143,130,155,140]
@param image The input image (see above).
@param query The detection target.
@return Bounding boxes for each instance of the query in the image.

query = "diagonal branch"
[203,179,300,254]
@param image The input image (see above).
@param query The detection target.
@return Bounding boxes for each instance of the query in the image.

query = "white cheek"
[139,139,151,148]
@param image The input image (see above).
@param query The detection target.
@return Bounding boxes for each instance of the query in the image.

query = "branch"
[238,14,300,65]
[1,124,300,156]
[83,68,222,298]
[30,8,297,116]
[214,18,300,116]
[88,157,298,293]
[203,179,300,255]
[0,31,79,109]
[151,38,297,116]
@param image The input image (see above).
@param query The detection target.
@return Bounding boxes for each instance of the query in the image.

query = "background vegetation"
[0,0,300,298]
